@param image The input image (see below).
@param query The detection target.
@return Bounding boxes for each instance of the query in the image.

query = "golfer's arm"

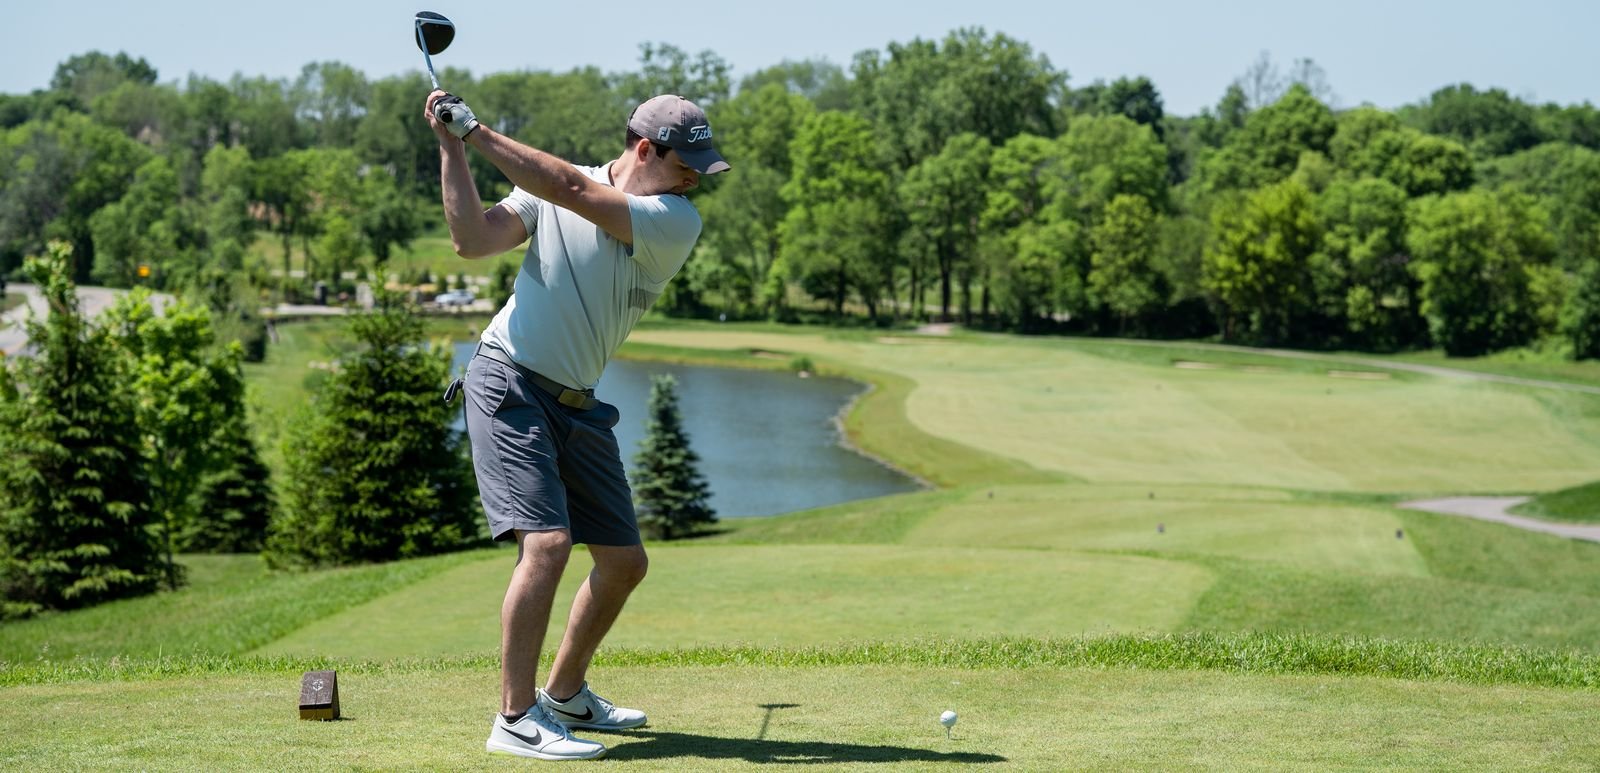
[439,140,527,259]
[466,127,633,245]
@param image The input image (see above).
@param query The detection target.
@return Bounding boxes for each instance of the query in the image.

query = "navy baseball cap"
[628,95,730,175]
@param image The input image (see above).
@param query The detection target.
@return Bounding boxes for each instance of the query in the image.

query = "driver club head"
[414,11,455,55]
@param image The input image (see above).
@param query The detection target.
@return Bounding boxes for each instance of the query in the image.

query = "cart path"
[1399,497,1600,543]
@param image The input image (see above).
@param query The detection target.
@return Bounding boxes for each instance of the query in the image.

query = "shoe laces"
[530,705,573,739]
[588,690,616,715]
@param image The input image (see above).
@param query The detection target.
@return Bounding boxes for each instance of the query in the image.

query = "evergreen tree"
[631,374,715,541]
[182,411,276,553]
[266,292,479,567]
[0,243,165,618]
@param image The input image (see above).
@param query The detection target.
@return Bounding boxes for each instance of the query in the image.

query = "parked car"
[435,289,476,307]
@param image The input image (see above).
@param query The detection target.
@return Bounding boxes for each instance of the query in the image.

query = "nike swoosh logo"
[550,706,594,721]
[504,727,542,746]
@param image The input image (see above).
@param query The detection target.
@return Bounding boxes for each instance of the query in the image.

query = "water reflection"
[451,343,921,517]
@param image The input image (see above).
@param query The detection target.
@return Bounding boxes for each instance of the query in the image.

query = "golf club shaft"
[416,23,441,90]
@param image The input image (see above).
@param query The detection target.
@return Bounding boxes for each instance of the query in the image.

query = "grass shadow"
[603,729,1005,765]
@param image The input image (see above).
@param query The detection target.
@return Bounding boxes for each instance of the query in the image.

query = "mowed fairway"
[625,328,1600,493]
[254,544,1213,660]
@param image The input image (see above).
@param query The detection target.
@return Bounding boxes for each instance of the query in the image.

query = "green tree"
[1562,260,1600,360]
[616,43,731,107]
[780,111,894,318]
[1406,190,1554,356]
[293,61,369,147]
[103,291,252,579]
[50,51,158,108]
[900,133,991,322]
[267,294,479,567]
[1314,177,1420,349]
[0,112,152,281]
[1237,84,1337,184]
[1203,180,1321,342]
[696,83,815,315]
[739,59,851,111]
[851,28,1061,169]
[1402,83,1544,158]
[981,134,1077,328]
[184,410,275,553]
[631,374,715,541]
[0,243,165,618]
[1088,194,1162,331]
[1054,114,1170,220]
[1479,142,1600,271]
[88,155,185,287]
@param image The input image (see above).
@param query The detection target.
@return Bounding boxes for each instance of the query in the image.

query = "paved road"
[1399,497,1600,543]
[1,283,173,356]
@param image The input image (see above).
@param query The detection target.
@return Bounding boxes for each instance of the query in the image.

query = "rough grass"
[0,550,491,663]
[1512,479,1600,524]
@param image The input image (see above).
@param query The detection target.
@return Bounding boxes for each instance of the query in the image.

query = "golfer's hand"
[425,90,480,141]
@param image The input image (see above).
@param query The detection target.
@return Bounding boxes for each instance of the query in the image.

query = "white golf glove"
[433,94,480,139]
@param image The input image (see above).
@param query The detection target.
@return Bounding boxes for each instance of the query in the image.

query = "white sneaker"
[485,705,607,760]
[538,683,648,730]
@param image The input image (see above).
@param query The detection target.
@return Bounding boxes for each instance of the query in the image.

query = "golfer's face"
[655,150,700,195]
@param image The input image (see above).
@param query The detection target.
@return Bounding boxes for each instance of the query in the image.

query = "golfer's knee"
[602,548,648,589]
[514,529,572,572]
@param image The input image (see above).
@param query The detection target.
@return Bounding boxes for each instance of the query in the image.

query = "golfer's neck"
[608,156,642,195]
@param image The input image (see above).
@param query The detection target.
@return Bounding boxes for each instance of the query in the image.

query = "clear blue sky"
[10,0,1598,116]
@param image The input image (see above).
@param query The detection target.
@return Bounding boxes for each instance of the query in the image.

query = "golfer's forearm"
[467,127,588,210]
[438,141,495,258]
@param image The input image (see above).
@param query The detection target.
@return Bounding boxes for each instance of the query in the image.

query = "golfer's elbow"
[449,224,498,259]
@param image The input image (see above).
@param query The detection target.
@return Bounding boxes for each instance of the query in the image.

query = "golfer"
[426,89,729,761]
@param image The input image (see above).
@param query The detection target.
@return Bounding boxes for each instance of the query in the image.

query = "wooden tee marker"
[299,670,340,720]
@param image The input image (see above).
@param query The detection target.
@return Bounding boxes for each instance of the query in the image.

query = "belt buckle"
[558,389,589,409]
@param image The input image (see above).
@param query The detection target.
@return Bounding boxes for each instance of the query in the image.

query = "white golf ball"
[939,710,958,727]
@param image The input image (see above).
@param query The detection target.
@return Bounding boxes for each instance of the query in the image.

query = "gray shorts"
[461,352,640,546]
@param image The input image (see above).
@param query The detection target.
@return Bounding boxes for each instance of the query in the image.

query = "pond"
[451,343,922,518]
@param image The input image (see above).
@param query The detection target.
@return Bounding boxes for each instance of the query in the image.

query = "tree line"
[3,38,1598,356]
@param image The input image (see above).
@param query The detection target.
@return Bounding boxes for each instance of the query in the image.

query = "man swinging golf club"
[426,84,728,760]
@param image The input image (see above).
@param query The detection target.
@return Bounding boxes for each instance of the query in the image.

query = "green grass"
[1512,479,1600,524]
[3,657,1598,769]
[13,321,1600,768]
[252,544,1213,660]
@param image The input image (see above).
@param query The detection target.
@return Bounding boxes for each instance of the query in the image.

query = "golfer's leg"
[501,528,572,714]
[545,543,648,698]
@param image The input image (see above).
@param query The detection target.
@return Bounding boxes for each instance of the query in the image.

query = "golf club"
[414,11,455,121]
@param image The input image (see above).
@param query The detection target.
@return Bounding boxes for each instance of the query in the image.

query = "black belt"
[473,344,598,410]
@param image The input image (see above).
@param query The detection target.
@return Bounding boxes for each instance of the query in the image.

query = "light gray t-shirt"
[480,163,702,390]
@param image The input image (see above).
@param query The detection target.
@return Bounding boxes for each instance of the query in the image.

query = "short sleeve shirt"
[480,163,702,389]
